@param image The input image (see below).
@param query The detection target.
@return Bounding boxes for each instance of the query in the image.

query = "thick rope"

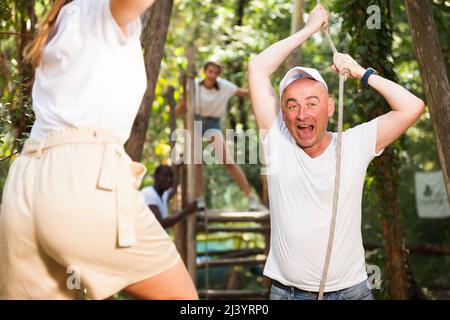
[203,198,209,299]
[316,0,347,300]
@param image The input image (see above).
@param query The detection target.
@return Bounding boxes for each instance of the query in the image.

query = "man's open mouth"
[297,124,315,135]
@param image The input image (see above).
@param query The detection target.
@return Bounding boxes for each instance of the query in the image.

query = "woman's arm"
[235,88,250,97]
[248,3,329,130]
[110,0,156,34]
[175,94,186,116]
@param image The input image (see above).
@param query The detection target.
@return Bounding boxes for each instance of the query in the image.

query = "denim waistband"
[194,114,221,120]
[273,280,323,295]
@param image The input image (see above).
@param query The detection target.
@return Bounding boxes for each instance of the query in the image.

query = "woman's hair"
[203,61,222,74]
[24,0,72,68]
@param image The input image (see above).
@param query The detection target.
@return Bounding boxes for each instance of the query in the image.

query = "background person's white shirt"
[141,186,171,219]
[261,111,383,292]
[30,0,147,143]
[194,78,238,118]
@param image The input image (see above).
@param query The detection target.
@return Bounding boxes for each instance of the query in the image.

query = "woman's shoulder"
[57,0,106,26]
[69,0,104,11]
[217,77,238,92]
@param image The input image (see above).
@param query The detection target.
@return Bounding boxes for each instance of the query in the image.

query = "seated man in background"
[141,164,198,229]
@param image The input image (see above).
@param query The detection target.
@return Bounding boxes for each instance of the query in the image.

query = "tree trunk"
[373,151,409,299]
[226,0,249,131]
[337,0,410,299]
[14,0,36,142]
[125,0,174,161]
[405,0,450,203]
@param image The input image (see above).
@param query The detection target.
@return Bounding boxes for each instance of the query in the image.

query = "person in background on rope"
[176,61,259,210]
[0,0,197,300]
[141,164,198,229]
[248,3,424,300]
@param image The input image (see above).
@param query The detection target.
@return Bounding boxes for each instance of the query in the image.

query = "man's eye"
[307,103,317,108]
[287,105,297,110]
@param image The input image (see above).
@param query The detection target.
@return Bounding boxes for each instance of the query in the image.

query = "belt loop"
[93,128,98,142]
[97,143,116,191]
[35,139,45,158]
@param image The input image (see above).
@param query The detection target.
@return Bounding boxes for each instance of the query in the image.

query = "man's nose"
[296,105,308,120]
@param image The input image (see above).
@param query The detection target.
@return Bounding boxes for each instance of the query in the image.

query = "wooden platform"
[197,208,270,223]
[197,248,265,258]
[197,225,270,233]
[197,256,266,269]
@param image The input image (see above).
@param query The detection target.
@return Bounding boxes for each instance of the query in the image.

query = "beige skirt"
[0,127,180,299]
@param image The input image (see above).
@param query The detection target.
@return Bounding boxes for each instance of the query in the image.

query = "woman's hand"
[304,3,330,35]
[332,53,367,79]
[175,94,186,116]
[185,201,198,215]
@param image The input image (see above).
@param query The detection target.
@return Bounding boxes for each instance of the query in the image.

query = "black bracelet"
[362,67,378,87]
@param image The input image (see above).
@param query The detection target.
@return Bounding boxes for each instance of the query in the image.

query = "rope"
[202,199,209,299]
[316,0,348,300]
[194,80,210,299]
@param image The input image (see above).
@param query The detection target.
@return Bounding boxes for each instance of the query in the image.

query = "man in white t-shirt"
[248,4,424,300]
[141,165,197,229]
[177,61,258,210]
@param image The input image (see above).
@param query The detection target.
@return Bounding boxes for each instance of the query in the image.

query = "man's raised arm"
[332,53,425,154]
[247,4,329,130]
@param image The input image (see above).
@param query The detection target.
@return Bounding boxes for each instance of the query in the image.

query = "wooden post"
[184,46,198,282]
[168,86,177,145]
[125,0,174,161]
[167,86,186,261]
[405,0,450,202]
[288,0,304,68]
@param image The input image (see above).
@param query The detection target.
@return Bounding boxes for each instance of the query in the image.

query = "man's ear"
[280,95,286,117]
[327,96,335,117]
[280,103,287,121]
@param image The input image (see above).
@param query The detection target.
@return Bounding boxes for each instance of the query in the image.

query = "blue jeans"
[270,279,375,300]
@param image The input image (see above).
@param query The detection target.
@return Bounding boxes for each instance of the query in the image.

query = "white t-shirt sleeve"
[43,0,141,60]
[41,2,84,69]
[141,187,156,206]
[162,188,173,203]
[260,110,285,176]
[260,110,283,148]
[218,78,238,100]
[345,117,384,165]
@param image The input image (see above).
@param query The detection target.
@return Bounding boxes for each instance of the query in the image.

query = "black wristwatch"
[362,67,378,87]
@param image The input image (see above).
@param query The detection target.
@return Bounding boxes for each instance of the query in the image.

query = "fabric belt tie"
[21,128,147,248]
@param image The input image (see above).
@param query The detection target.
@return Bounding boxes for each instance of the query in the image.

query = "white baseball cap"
[279,66,328,98]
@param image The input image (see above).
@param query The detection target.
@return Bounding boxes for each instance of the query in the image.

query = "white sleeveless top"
[30,0,147,143]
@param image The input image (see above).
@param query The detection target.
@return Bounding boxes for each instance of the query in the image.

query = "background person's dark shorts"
[195,114,221,135]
